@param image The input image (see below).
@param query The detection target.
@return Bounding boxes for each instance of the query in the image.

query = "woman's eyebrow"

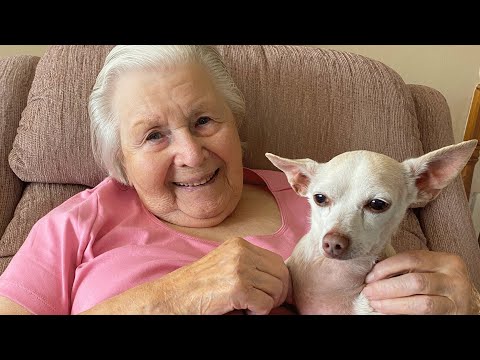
[129,99,217,130]
[131,116,163,130]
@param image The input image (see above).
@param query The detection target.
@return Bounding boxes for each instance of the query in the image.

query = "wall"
[1,45,479,195]
[0,45,48,57]
[472,193,480,238]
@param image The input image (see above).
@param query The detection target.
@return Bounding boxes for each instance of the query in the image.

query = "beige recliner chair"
[1,45,479,291]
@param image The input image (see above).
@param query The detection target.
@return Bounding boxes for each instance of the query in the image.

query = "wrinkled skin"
[157,237,290,314]
[363,250,480,315]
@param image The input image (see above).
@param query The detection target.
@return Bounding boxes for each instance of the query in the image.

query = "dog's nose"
[322,233,350,258]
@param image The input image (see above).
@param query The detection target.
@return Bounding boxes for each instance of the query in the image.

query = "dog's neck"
[287,231,394,314]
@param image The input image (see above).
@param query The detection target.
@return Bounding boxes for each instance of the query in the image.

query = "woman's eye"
[367,199,390,213]
[146,131,163,142]
[195,116,211,127]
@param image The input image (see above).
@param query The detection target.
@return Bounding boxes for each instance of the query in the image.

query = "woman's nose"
[172,129,208,167]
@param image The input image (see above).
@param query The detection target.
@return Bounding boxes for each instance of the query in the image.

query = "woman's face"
[114,63,244,228]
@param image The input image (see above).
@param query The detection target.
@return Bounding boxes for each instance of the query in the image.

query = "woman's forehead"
[113,64,224,121]
[116,63,215,93]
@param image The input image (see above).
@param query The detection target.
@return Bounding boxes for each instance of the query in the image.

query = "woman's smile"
[173,168,220,189]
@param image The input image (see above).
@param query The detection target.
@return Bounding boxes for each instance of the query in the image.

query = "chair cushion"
[0,183,88,262]
[0,55,39,236]
[9,46,113,187]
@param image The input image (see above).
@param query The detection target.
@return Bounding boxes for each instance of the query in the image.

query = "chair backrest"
[8,45,426,187]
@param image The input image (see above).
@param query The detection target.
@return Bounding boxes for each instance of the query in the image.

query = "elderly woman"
[0,45,478,315]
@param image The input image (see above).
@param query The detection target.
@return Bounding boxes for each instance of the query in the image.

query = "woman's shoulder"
[243,167,291,191]
[245,166,310,217]
[45,177,136,221]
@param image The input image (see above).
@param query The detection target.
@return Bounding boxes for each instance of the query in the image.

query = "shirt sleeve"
[0,192,99,314]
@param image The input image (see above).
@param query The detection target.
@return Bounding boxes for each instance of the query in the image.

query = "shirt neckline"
[140,167,287,246]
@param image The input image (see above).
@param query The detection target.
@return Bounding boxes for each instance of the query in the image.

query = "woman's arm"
[80,237,290,315]
[0,296,32,315]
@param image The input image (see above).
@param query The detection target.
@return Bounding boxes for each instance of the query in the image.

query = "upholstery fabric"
[0,55,39,237]
[408,84,480,288]
[0,182,88,273]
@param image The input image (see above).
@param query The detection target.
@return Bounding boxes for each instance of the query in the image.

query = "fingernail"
[362,286,372,298]
[365,272,375,283]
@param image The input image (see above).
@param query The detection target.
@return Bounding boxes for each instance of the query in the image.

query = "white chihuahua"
[266,139,477,314]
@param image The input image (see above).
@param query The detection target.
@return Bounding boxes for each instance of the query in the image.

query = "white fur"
[353,293,377,315]
[266,140,477,315]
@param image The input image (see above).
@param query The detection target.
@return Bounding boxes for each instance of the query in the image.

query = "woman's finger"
[369,294,456,315]
[363,272,451,300]
[249,244,290,284]
[244,287,276,315]
[250,269,286,307]
[366,250,456,283]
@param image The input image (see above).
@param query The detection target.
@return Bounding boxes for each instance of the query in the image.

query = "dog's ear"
[402,140,477,207]
[265,153,317,196]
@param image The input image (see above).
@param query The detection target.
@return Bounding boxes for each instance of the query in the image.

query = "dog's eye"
[313,193,329,206]
[367,199,390,213]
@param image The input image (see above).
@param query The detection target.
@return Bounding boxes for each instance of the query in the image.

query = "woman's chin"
[158,207,227,228]
[172,178,242,226]
[177,200,238,228]
[177,215,228,228]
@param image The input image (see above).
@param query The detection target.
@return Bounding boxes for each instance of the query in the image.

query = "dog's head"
[266,140,477,260]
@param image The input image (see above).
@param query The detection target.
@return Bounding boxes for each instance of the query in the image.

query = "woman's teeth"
[174,170,217,187]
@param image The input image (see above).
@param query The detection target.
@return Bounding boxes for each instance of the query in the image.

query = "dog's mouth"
[322,246,385,262]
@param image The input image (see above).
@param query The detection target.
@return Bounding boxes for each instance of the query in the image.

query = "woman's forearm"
[78,273,181,315]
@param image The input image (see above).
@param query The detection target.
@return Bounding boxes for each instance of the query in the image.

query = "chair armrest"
[0,55,39,238]
[408,84,480,289]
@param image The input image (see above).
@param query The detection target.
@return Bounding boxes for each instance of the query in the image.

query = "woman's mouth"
[173,168,220,188]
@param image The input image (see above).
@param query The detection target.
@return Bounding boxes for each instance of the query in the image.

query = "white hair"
[89,45,246,185]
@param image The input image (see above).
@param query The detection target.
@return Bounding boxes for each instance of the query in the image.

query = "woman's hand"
[362,250,480,315]
[157,237,290,315]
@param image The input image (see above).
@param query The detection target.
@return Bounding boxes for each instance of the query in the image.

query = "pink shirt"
[0,168,310,314]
